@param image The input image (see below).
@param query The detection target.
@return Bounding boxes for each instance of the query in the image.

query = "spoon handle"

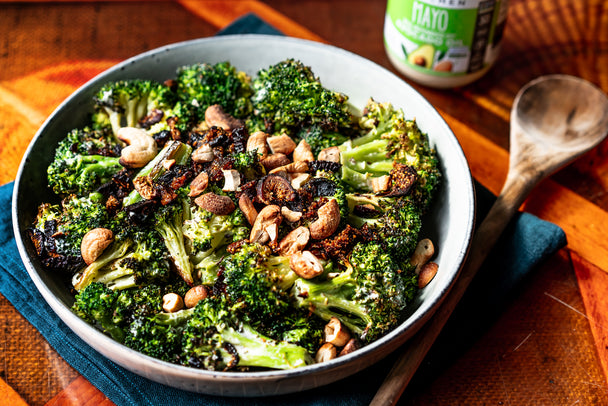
[370,170,537,406]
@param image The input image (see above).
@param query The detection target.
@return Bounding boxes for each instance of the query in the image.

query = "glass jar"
[384,0,509,88]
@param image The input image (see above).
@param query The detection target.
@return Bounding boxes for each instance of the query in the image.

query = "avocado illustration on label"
[407,44,435,69]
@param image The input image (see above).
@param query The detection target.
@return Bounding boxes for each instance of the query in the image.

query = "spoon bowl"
[510,75,608,178]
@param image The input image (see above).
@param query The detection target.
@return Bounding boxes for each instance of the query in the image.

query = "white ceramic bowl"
[12,35,475,396]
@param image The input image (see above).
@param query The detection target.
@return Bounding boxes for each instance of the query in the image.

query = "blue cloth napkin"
[0,13,567,406]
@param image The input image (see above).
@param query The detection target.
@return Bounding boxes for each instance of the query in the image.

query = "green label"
[385,0,503,76]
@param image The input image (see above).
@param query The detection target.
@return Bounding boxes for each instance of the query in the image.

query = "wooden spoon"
[371,74,608,406]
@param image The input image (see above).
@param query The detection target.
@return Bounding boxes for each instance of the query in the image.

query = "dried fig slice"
[256,174,297,206]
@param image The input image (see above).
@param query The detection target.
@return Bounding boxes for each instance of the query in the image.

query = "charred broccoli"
[47,127,123,196]
[92,79,176,136]
[249,59,355,142]
[293,241,418,343]
[340,99,441,210]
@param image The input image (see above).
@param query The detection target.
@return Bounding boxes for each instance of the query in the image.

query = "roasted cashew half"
[117,127,158,168]
[309,199,341,240]
[81,228,114,265]
[249,205,282,245]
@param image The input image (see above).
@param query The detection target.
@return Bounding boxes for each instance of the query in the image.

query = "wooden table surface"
[1,1,608,405]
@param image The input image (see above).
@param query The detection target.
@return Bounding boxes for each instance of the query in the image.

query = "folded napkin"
[0,13,567,406]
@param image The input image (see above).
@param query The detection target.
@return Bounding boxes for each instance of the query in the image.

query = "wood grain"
[0,0,606,405]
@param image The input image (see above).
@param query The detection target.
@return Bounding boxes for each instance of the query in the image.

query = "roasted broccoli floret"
[175,61,253,126]
[109,229,172,285]
[218,243,298,325]
[179,296,313,371]
[72,282,125,341]
[117,285,183,362]
[47,127,123,196]
[339,99,441,210]
[154,195,194,286]
[346,193,422,265]
[249,59,355,139]
[293,241,418,343]
[184,205,249,284]
[73,282,182,362]
[35,192,118,260]
[93,79,176,136]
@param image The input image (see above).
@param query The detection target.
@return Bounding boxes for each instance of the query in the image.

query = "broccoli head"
[218,242,298,325]
[47,127,124,196]
[72,282,125,341]
[293,241,418,343]
[176,61,253,125]
[339,99,441,210]
[93,79,176,137]
[249,59,355,138]
[180,296,313,371]
[346,193,422,265]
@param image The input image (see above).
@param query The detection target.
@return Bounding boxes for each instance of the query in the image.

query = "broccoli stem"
[220,323,313,369]
[74,239,132,291]
[292,271,372,337]
[155,200,194,286]
[123,140,192,206]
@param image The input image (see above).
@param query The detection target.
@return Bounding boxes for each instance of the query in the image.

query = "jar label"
[384,0,508,76]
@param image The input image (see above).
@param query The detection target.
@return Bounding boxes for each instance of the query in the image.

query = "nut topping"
[246,131,269,159]
[289,250,324,279]
[194,192,235,215]
[293,139,314,162]
[278,226,310,256]
[309,199,341,240]
[204,104,243,130]
[81,228,114,265]
[267,134,297,155]
[318,146,341,163]
[117,127,158,168]
[249,205,282,245]
[238,194,258,226]
[188,172,209,197]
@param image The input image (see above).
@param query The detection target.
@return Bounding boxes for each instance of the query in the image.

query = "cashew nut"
[222,169,241,192]
[315,343,337,363]
[162,293,184,313]
[194,192,236,215]
[288,173,309,190]
[249,205,282,245]
[269,161,309,176]
[418,262,438,288]
[246,131,269,159]
[278,226,310,256]
[192,144,215,163]
[238,194,258,226]
[324,317,351,347]
[289,250,324,279]
[309,199,341,240]
[367,175,390,194]
[293,139,314,162]
[184,285,208,308]
[338,338,360,356]
[261,153,291,171]
[81,228,114,265]
[411,238,435,273]
[267,134,297,155]
[117,127,158,168]
[204,104,243,130]
[318,146,341,163]
[188,171,209,197]
[281,206,303,223]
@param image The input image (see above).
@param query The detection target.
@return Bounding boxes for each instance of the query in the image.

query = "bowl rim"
[11,33,475,391]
